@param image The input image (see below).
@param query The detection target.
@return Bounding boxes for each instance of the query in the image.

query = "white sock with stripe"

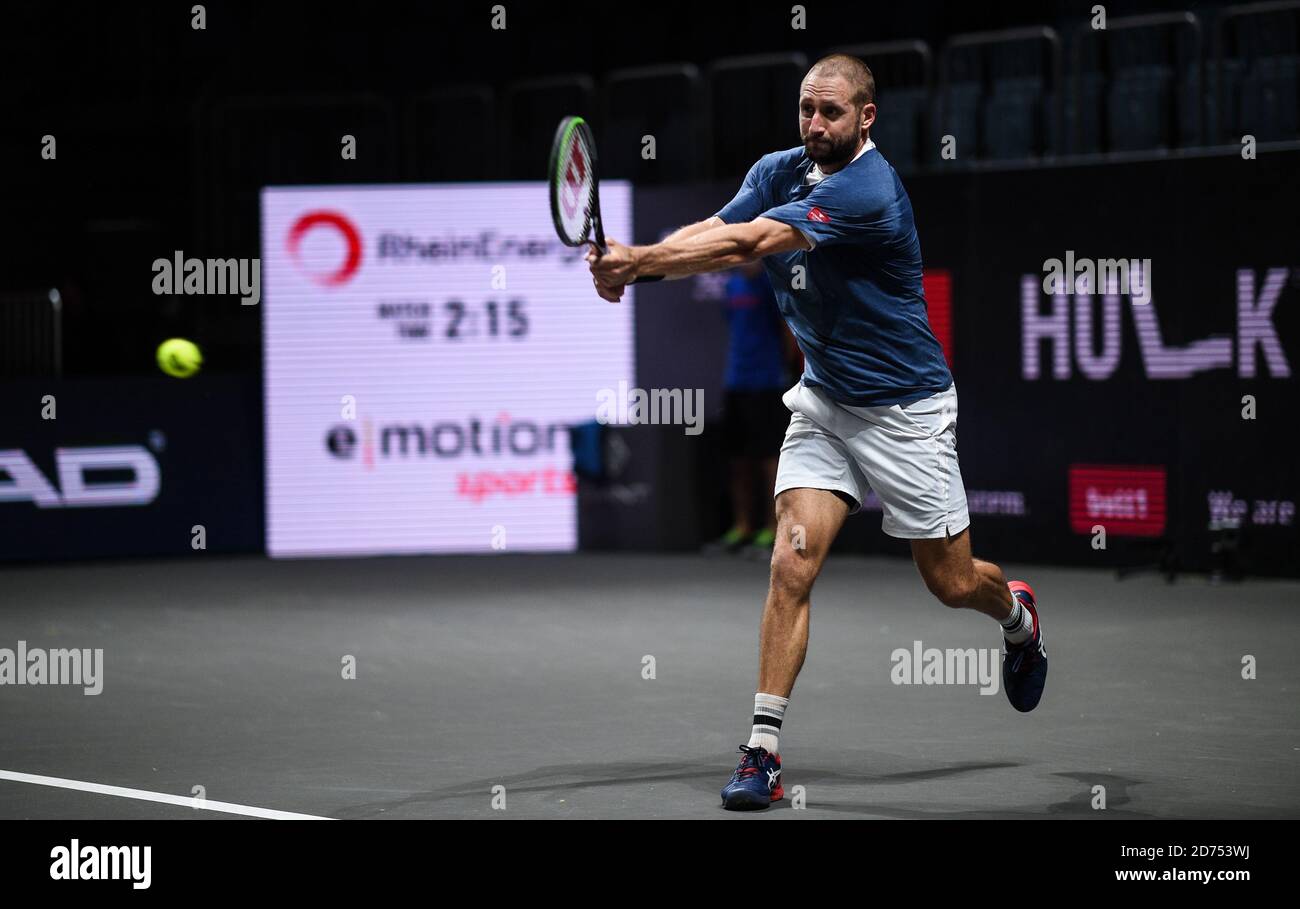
[746,692,788,753]
[1000,587,1034,644]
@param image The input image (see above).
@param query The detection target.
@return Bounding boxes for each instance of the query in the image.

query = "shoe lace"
[1004,635,1043,672]
[734,745,768,780]
[1007,649,1026,673]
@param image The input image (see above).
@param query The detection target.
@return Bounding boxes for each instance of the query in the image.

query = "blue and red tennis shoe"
[720,745,783,810]
[1003,580,1048,713]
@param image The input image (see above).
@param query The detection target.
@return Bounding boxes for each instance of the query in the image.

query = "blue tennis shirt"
[715,143,952,407]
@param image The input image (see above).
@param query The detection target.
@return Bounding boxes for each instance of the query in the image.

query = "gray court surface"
[1,552,1296,819]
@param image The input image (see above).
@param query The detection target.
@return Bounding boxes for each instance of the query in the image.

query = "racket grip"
[631,275,664,284]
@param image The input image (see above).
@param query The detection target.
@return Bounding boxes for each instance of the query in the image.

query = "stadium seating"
[603,65,705,183]
[708,54,809,177]
[502,76,596,180]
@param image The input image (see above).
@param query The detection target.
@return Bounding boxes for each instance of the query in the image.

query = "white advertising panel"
[261,183,634,556]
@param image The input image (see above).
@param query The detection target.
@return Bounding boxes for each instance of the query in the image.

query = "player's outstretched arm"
[589,218,809,294]
[585,218,730,301]
[637,218,809,280]
[658,216,726,245]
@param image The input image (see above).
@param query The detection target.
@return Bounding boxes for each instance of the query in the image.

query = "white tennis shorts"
[774,381,971,540]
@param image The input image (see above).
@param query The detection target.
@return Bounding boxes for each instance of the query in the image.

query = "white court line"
[0,769,333,820]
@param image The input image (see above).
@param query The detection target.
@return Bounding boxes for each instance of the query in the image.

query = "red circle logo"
[287,211,362,286]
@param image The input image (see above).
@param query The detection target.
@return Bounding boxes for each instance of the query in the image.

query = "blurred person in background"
[707,260,801,558]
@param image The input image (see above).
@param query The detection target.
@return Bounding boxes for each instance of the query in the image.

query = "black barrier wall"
[625,149,1300,577]
[0,376,263,560]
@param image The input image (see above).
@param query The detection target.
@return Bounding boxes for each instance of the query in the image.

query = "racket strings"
[557,127,597,243]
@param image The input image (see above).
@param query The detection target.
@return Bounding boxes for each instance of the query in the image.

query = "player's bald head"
[799,54,876,169]
[804,54,875,108]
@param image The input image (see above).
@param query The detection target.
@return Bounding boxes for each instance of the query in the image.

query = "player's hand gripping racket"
[548,115,662,285]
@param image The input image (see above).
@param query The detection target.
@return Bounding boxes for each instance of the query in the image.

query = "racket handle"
[631,275,664,284]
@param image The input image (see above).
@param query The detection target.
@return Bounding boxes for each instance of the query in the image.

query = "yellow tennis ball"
[157,338,203,378]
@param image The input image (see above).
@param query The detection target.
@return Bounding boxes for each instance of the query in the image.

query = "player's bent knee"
[924,572,979,610]
[769,546,818,605]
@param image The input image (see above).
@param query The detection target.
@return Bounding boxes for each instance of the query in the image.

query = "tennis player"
[587,54,1047,811]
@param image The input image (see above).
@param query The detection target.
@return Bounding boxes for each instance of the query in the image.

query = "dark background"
[4,0,1286,374]
[1,0,1297,574]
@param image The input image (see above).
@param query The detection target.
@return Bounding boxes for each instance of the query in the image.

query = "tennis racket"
[547,115,662,284]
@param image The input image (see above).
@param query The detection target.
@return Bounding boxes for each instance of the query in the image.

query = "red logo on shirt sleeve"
[806,206,831,223]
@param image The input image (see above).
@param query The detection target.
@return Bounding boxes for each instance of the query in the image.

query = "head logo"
[807,206,831,223]
[0,447,160,508]
[287,211,363,286]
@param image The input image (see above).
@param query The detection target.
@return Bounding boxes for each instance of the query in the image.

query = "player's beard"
[804,131,857,169]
